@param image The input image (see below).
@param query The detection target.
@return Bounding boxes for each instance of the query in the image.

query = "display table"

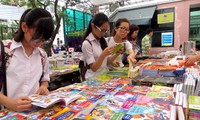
[49,68,81,91]
[0,57,198,120]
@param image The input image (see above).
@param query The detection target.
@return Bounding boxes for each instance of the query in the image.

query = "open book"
[29,92,82,108]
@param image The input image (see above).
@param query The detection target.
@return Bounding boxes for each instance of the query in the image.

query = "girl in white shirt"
[0,8,54,112]
[81,13,122,80]
[123,24,141,65]
[106,18,136,70]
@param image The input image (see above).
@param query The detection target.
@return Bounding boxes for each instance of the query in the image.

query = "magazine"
[29,92,82,108]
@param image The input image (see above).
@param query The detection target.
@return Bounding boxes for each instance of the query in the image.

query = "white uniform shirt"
[106,37,132,69]
[6,40,50,98]
[81,33,109,79]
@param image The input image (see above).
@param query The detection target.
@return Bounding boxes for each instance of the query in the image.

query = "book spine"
[170,105,177,120]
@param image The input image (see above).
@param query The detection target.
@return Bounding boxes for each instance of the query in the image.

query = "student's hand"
[112,61,120,67]
[102,46,115,56]
[185,55,198,66]
[7,96,32,112]
[127,55,137,65]
[116,47,124,55]
[35,85,49,95]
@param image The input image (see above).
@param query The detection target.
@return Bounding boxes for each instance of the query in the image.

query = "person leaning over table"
[81,13,123,80]
[185,54,200,66]
[106,18,136,70]
[0,8,54,112]
[141,28,153,59]
[122,24,141,66]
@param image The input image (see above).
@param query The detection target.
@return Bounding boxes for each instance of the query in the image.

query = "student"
[122,24,141,65]
[141,28,153,59]
[106,18,136,69]
[0,8,54,112]
[81,13,121,79]
[185,54,200,66]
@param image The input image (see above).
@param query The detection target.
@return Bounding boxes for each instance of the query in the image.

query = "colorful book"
[29,93,82,108]
[50,107,80,120]
[151,85,174,92]
[146,91,174,99]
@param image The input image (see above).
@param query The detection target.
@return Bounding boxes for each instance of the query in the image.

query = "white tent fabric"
[0,4,25,20]
[90,0,119,6]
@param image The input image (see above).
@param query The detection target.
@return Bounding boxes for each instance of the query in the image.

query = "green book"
[188,96,200,110]
[112,44,123,54]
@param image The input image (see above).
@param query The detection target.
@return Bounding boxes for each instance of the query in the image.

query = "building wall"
[150,0,200,55]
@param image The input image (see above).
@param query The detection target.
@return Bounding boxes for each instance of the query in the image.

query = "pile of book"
[1,70,197,120]
[0,77,179,120]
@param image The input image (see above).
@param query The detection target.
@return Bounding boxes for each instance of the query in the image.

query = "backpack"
[0,40,46,96]
[79,39,91,81]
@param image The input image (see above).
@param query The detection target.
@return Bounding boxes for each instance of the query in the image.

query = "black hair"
[82,13,109,50]
[146,28,153,35]
[127,24,139,41]
[112,18,130,36]
[14,8,54,42]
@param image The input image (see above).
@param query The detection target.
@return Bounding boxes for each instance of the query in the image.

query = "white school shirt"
[81,33,109,79]
[6,40,50,98]
[106,37,132,69]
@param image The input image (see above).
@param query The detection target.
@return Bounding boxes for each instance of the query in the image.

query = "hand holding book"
[112,43,123,55]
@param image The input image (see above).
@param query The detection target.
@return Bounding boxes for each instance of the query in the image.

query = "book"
[177,106,185,120]
[88,104,115,120]
[0,109,14,120]
[124,104,170,120]
[170,105,176,120]
[26,105,64,120]
[188,95,200,111]
[6,113,27,120]
[151,85,174,92]
[29,93,82,108]
[112,43,123,54]
[146,91,174,99]
[50,107,80,120]
[188,109,200,120]
[111,112,126,120]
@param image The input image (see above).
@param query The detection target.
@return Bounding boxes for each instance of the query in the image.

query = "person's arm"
[126,41,136,64]
[107,47,124,65]
[185,54,200,66]
[89,46,114,72]
[36,81,49,95]
[82,40,115,72]
[0,93,31,112]
[127,48,136,64]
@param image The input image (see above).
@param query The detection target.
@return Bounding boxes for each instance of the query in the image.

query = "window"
[151,8,175,47]
[190,7,200,50]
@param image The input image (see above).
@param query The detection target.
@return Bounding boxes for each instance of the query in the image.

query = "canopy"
[109,6,156,25]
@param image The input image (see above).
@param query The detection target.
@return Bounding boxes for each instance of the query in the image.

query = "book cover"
[125,104,170,120]
[151,85,174,92]
[111,112,126,120]
[26,105,64,119]
[188,95,200,110]
[50,107,80,120]
[0,109,14,120]
[6,113,27,120]
[177,106,185,120]
[112,43,123,54]
[146,91,174,99]
[89,105,115,120]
